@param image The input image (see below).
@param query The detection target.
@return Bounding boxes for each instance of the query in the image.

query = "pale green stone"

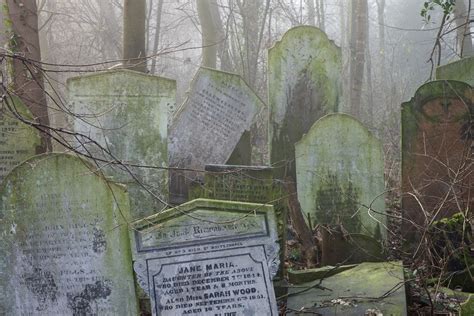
[0,96,41,181]
[268,26,341,178]
[287,262,407,315]
[436,56,474,85]
[0,153,138,315]
[68,69,176,220]
[295,113,386,240]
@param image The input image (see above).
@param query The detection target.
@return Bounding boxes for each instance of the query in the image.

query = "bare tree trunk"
[454,0,473,57]
[318,0,325,31]
[98,1,121,61]
[349,0,368,119]
[6,0,51,152]
[307,0,316,26]
[150,0,164,73]
[123,0,147,72]
[197,0,219,68]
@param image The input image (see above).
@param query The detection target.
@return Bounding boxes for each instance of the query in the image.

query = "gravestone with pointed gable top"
[401,80,473,242]
[0,96,41,182]
[436,56,474,85]
[168,67,264,203]
[295,113,386,241]
[268,26,341,180]
[0,153,138,315]
[130,198,279,316]
[68,69,176,220]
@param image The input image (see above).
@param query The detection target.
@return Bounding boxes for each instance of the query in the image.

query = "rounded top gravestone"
[0,153,138,315]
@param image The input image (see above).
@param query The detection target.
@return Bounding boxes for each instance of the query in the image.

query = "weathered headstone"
[68,69,176,220]
[0,153,138,315]
[189,164,287,274]
[169,67,264,203]
[268,26,341,179]
[436,56,474,85]
[130,198,279,316]
[401,80,473,242]
[295,113,386,240]
[0,96,41,182]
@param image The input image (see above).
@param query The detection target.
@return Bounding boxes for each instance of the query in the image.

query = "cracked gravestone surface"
[130,198,279,316]
[188,164,288,276]
[168,67,264,204]
[436,56,474,85]
[401,80,473,244]
[268,26,341,180]
[0,153,138,315]
[68,69,176,220]
[295,113,386,240]
[286,262,407,315]
[0,96,41,182]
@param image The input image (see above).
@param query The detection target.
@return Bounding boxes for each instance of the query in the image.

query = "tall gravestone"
[130,198,279,316]
[401,80,473,242]
[68,70,176,220]
[436,56,474,85]
[0,153,138,315]
[268,26,341,179]
[169,67,264,203]
[295,113,386,240]
[0,96,41,182]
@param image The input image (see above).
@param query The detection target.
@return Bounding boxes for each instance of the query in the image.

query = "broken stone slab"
[268,26,341,180]
[0,153,138,315]
[286,261,407,315]
[130,198,279,316]
[436,56,474,85]
[288,264,358,285]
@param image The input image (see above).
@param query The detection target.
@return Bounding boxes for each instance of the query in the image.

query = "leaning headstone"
[0,96,41,182]
[268,26,341,179]
[436,56,474,85]
[68,69,176,220]
[130,198,279,316]
[0,153,138,315]
[189,164,287,274]
[401,80,473,243]
[169,67,264,203]
[295,113,386,240]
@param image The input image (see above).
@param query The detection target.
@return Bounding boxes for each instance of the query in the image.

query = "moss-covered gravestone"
[130,199,279,316]
[401,80,473,243]
[295,114,386,240]
[0,153,138,315]
[0,96,41,182]
[68,70,176,220]
[169,67,264,203]
[268,26,341,180]
[436,56,474,85]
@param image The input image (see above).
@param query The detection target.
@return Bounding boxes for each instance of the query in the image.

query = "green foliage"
[421,0,456,22]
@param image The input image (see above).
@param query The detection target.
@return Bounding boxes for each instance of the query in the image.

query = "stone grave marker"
[189,164,287,275]
[130,198,279,316]
[0,96,41,182]
[436,56,474,85]
[0,153,138,315]
[68,69,176,220]
[295,113,386,240]
[401,80,473,242]
[168,67,264,204]
[268,26,341,180]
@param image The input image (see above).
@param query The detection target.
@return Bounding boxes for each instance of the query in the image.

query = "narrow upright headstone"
[295,113,386,240]
[401,80,473,242]
[436,56,474,85]
[68,70,176,219]
[0,153,138,315]
[130,198,279,316]
[169,67,264,203]
[268,26,341,179]
[0,96,41,181]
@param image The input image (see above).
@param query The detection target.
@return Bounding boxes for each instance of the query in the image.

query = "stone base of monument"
[286,261,407,315]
